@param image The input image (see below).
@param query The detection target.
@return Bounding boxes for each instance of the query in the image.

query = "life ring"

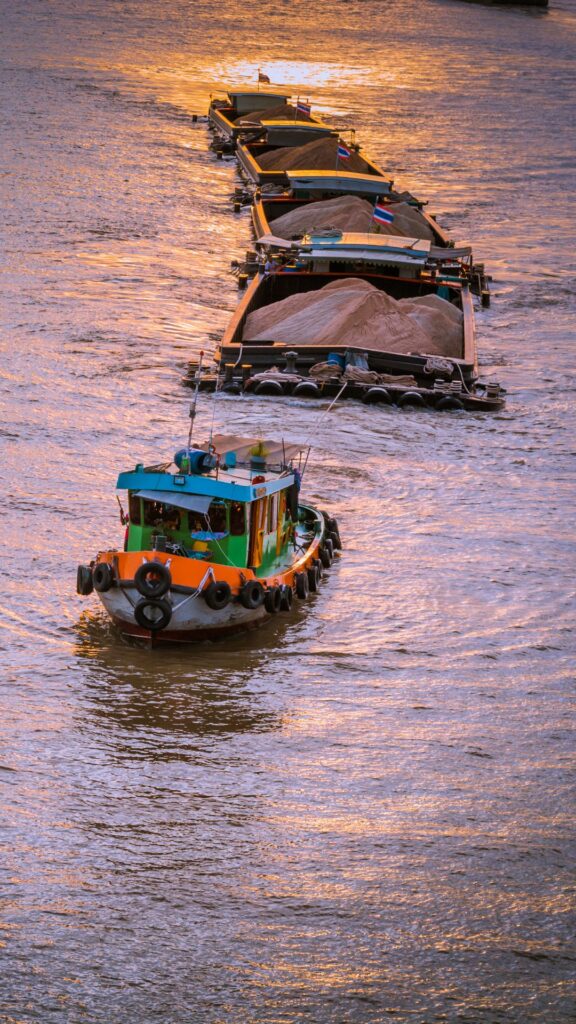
[76,564,94,596]
[264,586,282,613]
[279,584,293,611]
[239,580,264,610]
[134,561,171,598]
[134,597,172,632]
[294,572,309,600]
[92,562,114,593]
[436,395,464,411]
[203,580,232,611]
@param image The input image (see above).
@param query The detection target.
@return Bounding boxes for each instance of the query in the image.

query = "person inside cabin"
[144,500,181,542]
[163,508,181,534]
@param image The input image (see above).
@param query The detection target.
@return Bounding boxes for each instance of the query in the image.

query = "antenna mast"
[187,350,204,449]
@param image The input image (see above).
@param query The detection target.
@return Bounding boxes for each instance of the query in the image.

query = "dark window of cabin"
[128,494,141,525]
[267,494,277,533]
[189,511,206,533]
[143,500,181,530]
[208,501,227,533]
[229,502,245,536]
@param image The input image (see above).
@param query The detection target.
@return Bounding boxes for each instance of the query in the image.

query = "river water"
[1,1,575,1021]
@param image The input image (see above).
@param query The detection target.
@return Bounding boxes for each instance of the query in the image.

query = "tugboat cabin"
[117,435,305,576]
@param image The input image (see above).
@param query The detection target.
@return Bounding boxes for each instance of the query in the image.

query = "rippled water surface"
[1,1,575,1021]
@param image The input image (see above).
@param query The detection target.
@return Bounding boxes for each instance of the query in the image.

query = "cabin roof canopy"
[135,489,212,514]
[203,434,306,463]
[260,119,334,132]
[285,170,392,194]
[227,89,290,99]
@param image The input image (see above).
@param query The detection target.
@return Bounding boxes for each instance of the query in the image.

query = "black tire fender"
[134,598,172,632]
[93,562,114,593]
[264,586,282,614]
[319,546,332,569]
[293,380,320,399]
[436,396,464,411]
[77,564,94,596]
[307,564,319,592]
[279,584,293,611]
[134,561,171,598]
[294,572,309,600]
[254,379,284,396]
[362,386,391,404]
[203,580,232,611]
[327,529,342,551]
[239,580,264,610]
[398,390,426,408]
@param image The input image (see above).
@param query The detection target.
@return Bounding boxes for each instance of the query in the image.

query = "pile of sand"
[268,195,436,241]
[256,136,374,175]
[235,103,312,125]
[270,195,374,236]
[397,293,463,353]
[242,279,463,358]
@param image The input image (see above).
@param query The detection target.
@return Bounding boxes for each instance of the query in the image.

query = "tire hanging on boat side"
[134,597,172,632]
[93,562,114,593]
[239,580,265,610]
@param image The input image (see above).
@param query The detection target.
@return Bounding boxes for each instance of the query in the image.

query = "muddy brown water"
[1,1,575,1021]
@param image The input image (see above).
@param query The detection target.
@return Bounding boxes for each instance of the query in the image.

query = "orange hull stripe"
[98,541,321,592]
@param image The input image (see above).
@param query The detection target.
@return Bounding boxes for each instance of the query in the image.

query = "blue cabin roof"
[116,468,294,504]
[117,434,304,505]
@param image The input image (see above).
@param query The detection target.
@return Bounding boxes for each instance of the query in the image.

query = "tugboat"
[77,433,341,644]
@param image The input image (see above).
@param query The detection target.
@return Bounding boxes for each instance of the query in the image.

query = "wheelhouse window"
[267,494,277,533]
[208,501,227,533]
[229,502,246,536]
[143,500,181,530]
[128,494,141,525]
[189,511,206,533]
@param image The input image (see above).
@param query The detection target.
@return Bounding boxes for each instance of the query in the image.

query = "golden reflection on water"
[2,0,575,1019]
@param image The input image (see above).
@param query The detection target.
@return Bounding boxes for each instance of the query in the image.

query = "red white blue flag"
[337,142,351,160]
[258,70,270,84]
[296,100,311,117]
[373,201,394,225]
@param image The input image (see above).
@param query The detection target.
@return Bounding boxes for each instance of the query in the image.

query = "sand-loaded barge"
[201,82,501,411]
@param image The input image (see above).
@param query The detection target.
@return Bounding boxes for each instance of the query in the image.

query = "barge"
[251,170,451,249]
[192,233,503,413]
[209,88,293,139]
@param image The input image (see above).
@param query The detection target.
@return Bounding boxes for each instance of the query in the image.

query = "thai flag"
[296,100,311,117]
[337,142,351,160]
[373,201,395,225]
[258,71,270,84]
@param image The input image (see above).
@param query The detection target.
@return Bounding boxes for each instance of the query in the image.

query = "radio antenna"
[187,349,204,449]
